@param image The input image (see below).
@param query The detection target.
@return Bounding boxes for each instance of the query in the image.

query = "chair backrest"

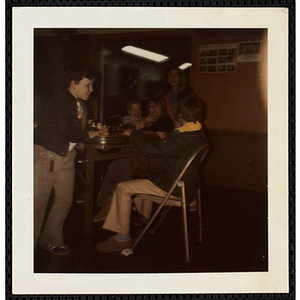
[184,144,210,175]
[162,144,210,200]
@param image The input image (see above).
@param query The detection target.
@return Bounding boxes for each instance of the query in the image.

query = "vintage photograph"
[12,7,289,295]
[33,27,268,273]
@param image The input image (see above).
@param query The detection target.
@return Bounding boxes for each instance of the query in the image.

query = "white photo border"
[12,7,289,295]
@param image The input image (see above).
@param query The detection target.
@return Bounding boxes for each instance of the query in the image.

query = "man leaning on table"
[34,63,108,255]
[96,95,208,253]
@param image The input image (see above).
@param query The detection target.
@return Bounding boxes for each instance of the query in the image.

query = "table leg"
[84,147,94,242]
[82,146,148,243]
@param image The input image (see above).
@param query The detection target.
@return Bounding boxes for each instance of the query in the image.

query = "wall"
[34,33,99,122]
[204,130,267,193]
[34,29,268,192]
[190,29,268,192]
[34,30,192,123]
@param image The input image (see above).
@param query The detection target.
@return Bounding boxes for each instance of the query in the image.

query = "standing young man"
[164,67,197,128]
[34,64,108,255]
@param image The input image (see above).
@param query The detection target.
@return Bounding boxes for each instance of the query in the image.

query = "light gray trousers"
[34,145,76,248]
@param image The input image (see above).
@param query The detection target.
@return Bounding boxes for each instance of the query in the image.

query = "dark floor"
[34,184,268,273]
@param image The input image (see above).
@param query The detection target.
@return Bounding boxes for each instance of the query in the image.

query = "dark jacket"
[35,89,90,157]
[130,127,207,197]
[145,115,174,132]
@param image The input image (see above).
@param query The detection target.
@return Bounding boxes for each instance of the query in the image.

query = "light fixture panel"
[179,62,192,70]
[121,45,169,63]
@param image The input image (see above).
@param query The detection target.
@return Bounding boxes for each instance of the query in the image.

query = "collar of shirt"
[176,121,202,132]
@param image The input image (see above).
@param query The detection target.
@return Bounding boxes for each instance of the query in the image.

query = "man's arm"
[124,129,182,159]
[44,98,105,143]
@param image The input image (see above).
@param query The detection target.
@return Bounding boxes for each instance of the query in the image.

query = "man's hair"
[62,64,96,88]
[176,96,205,123]
[165,66,181,78]
[147,96,166,115]
[127,99,142,110]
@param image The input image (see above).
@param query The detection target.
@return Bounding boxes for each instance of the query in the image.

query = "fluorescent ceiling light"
[179,62,192,70]
[121,45,169,63]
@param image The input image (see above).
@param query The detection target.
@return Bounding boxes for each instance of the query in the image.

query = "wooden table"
[78,135,150,242]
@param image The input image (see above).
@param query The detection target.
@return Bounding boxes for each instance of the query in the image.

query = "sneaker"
[93,207,108,222]
[76,192,86,204]
[96,235,132,253]
[39,243,71,255]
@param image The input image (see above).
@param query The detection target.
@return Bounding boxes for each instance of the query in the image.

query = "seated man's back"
[129,121,207,197]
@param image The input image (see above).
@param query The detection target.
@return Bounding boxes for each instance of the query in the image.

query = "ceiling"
[35,28,193,68]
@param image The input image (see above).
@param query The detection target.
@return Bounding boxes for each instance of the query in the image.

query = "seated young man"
[122,99,143,129]
[96,96,207,253]
[92,99,143,221]
[93,96,174,222]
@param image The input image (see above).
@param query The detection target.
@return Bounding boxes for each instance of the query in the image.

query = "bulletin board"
[191,29,268,133]
[199,41,262,73]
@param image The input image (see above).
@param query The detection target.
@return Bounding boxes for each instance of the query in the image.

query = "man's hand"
[135,117,147,130]
[147,114,158,123]
[156,131,167,139]
[99,127,109,136]
[123,129,133,136]
[88,131,99,139]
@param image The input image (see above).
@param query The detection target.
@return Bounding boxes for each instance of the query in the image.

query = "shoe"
[76,192,86,204]
[39,243,71,255]
[189,199,198,212]
[93,207,108,222]
[96,235,132,253]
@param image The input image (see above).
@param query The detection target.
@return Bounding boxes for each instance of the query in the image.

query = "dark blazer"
[129,127,207,197]
[35,89,90,157]
[145,115,174,132]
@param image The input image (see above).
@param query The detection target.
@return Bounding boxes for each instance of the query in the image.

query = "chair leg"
[131,194,172,250]
[181,186,190,262]
[198,189,203,242]
[150,206,172,235]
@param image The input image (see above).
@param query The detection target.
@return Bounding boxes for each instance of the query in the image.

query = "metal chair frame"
[131,143,210,262]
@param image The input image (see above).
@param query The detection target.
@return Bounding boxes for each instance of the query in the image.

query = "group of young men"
[34,63,207,255]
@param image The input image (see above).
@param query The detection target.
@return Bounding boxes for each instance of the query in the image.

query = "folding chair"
[131,143,210,262]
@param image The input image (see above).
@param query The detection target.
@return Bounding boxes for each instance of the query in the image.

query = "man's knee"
[115,180,136,199]
[116,180,131,190]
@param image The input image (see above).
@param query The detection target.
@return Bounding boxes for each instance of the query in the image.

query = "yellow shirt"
[177,121,202,132]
